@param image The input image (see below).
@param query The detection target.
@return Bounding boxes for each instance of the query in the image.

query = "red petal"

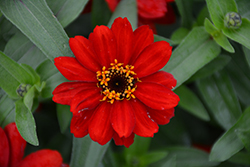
[140,71,177,89]
[113,132,135,148]
[89,102,114,145]
[137,0,167,19]
[105,0,120,12]
[133,41,172,78]
[130,25,154,64]
[4,123,26,167]
[69,36,101,72]
[70,88,102,115]
[130,99,158,137]
[111,17,134,65]
[0,127,9,167]
[52,82,96,105]
[111,100,135,138]
[134,82,179,110]
[70,108,95,138]
[147,107,175,125]
[54,57,96,82]
[89,25,117,67]
[19,149,63,167]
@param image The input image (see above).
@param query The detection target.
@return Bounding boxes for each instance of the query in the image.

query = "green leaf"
[189,54,231,82]
[158,147,219,167]
[0,51,33,98]
[228,152,250,165]
[170,27,190,45]
[197,70,242,130]
[174,85,210,121]
[102,147,119,167]
[139,151,168,167]
[0,91,15,126]
[209,127,244,162]
[20,64,40,84]
[204,18,234,53]
[156,116,191,146]
[23,86,35,111]
[163,27,221,88]
[235,129,250,152]
[0,0,73,61]
[206,0,238,29]
[223,18,250,50]
[36,59,67,98]
[92,0,112,27]
[157,155,176,167]
[204,18,218,34]
[235,0,250,21]
[15,99,38,146]
[175,0,193,29]
[4,32,46,69]
[209,107,250,161]
[196,6,210,26]
[124,135,151,156]
[107,0,137,30]
[226,46,250,108]
[57,104,72,133]
[46,0,89,28]
[154,35,174,46]
[70,136,109,167]
[0,17,17,51]
[242,46,250,68]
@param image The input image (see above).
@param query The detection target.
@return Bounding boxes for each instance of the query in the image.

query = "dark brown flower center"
[96,59,139,104]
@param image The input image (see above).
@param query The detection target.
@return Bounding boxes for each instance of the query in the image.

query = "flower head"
[53,17,179,147]
[0,123,68,167]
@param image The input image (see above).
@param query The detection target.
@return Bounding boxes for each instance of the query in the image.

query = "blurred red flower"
[105,0,176,33]
[53,17,179,147]
[0,123,69,167]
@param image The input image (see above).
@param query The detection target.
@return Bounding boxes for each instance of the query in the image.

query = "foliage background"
[1,0,250,166]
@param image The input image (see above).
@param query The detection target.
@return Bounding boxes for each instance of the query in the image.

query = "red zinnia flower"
[0,123,69,167]
[52,17,179,147]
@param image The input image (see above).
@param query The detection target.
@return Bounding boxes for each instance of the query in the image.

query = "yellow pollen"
[96,59,138,104]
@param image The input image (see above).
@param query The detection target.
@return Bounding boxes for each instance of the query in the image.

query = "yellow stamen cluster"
[96,59,138,104]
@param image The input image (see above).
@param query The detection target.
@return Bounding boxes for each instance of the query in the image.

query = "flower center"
[96,59,139,104]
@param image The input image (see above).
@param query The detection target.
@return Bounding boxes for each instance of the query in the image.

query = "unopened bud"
[16,84,31,97]
[224,12,242,29]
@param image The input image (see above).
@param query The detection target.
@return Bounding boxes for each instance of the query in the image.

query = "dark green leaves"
[175,0,193,29]
[197,70,242,130]
[0,51,34,98]
[15,99,38,146]
[0,0,73,61]
[70,136,110,167]
[46,0,89,28]
[155,147,219,167]
[123,136,167,167]
[36,59,67,98]
[57,104,72,133]
[210,107,250,161]
[174,85,210,121]
[92,0,112,27]
[204,18,234,53]
[163,27,221,88]
[107,0,137,29]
